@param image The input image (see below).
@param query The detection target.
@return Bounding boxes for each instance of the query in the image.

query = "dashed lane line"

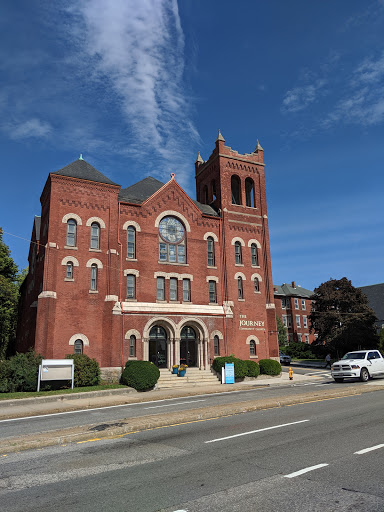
[284,463,329,478]
[354,444,384,455]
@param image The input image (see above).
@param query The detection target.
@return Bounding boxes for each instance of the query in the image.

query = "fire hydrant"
[288,367,293,380]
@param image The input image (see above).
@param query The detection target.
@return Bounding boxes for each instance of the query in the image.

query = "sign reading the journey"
[224,362,235,384]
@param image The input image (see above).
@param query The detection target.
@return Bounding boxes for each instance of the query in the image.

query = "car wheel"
[334,378,344,383]
[360,368,369,382]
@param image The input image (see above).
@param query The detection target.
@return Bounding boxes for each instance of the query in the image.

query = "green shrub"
[66,354,100,387]
[211,356,247,379]
[259,359,281,376]
[0,350,42,392]
[120,360,160,391]
[244,359,260,378]
[280,342,317,359]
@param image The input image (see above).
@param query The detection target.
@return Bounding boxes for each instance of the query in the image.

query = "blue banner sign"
[225,363,235,384]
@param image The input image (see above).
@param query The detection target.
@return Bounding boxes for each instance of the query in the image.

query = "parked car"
[331,350,384,383]
[279,351,291,365]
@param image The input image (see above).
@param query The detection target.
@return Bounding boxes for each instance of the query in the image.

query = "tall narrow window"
[207,236,215,266]
[234,241,242,264]
[211,180,216,201]
[238,277,244,299]
[127,226,136,259]
[90,264,98,291]
[170,277,178,301]
[209,280,217,303]
[182,279,191,302]
[66,219,77,247]
[254,277,260,293]
[251,243,259,266]
[250,340,256,356]
[296,315,301,327]
[66,261,73,279]
[204,185,209,204]
[157,277,165,300]
[245,178,255,207]
[126,274,136,299]
[214,335,219,356]
[74,339,83,354]
[90,222,100,249]
[231,175,241,205]
[129,335,136,357]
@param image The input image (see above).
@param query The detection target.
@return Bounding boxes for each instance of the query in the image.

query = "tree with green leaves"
[309,277,378,357]
[0,229,21,359]
[276,316,288,345]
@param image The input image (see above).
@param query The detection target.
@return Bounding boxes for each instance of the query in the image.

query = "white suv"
[331,350,384,383]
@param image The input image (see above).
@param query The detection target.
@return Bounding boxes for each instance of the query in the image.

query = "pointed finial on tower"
[79,154,84,160]
[216,129,225,142]
[254,139,263,152]
[195,151,204,164]
[170,173,175,180]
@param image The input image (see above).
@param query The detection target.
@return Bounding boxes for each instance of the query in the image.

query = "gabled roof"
[274,283,313,298]
[118,177,164,203]
[52,159,119,186]
[358,283,384,322]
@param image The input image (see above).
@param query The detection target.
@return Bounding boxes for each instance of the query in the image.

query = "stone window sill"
[250,355,258,359]
[238,298,245,302]
[235,263,244,267]
[126,258,137,262]
[89,248,102,253]
[64,278,74,282]
[64,246,78,250]
[89,290,98,294]
[158,261,189,266]
[125,298,137,302]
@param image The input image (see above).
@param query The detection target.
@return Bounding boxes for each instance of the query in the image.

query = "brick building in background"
[274,282,316,344]
[17,132,279,376]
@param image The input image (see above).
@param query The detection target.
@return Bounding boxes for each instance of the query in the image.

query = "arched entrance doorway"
[180,326,197,367]
[149,326,168,368]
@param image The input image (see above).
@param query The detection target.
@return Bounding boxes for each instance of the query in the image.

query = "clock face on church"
[159,216,185,243]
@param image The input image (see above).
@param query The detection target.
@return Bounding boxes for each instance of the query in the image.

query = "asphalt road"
[1,388,383,511]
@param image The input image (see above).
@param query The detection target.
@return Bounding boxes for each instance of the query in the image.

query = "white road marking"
[205,419,309,443]
[284,463,328,478]
[354,444,384,455]
[144,400,206,409]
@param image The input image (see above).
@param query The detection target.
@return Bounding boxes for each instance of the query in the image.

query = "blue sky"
[1,0,383,291]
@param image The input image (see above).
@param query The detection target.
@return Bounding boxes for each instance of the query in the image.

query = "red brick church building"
[17,132,279,376]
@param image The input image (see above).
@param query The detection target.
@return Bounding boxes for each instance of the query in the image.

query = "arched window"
[238,277,244,299]
[90,222,100,249]
[66,261,74,279]
[74,339,83,354]
[126,274,136,299]
[250,340,256,356]
[66,219,77,247]
[214,335,219,356]
[127,226,136,259]
[254,277,260,293]
[129,335,136,357]
[207,236,215,266]
[231,175,241,205]
[90,264,98,291]
[158,216,186,264]
[234,241,242,264]
[204,185,209,204]
[245,178,255,207]
[251,243,259,266]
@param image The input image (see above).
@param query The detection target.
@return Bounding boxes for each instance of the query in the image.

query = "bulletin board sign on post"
[37,359,74,391]
[224,362,235,384]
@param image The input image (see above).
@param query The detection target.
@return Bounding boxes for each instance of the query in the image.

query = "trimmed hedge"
[244,359,260,378]
[211,356,248,379]
[65,354,101,387]
[120,360,160,391]
[0,350,42,392]
[259,358,282,376]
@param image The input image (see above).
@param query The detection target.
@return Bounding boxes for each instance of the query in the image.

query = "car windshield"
[342,352,366,360]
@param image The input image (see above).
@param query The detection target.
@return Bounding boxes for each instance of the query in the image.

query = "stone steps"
[157,368,220,388]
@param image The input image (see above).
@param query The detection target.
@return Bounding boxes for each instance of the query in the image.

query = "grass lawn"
[0,383,128,401]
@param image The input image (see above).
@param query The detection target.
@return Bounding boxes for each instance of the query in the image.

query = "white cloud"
[282,79,326,113]
[6,118,52,140]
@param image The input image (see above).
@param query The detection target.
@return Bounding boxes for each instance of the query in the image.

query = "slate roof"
[358,283,384,324]
[274,283,313,298]
[52,159,119,186]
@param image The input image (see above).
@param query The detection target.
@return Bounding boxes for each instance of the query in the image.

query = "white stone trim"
[246,336,260,344]
[86,217,106,228]
[251,273,263,282]
[61,256,79,266]
[231,237,245,246]
[203,232,219,242]
[154,271,167,279]
[105,295,119,301]
[108,249,118,254]
[125,329,141,340]
[180,273,193,281]
[176,317,209,340]
[210,330,224,340]
[86,258,103,268]
[38,291,57,299]
[69,333,90,346]
[248,239,261,249]
[48,242,58,248]
[123,302,225,317]
[206,276,219,282]
[122,220,141,232]
[266,303,275,309]
[124,269,139,277]
[234,272,246,280]
[62,213,82,225]
[142,317,178,339]
[154,211,191,232]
